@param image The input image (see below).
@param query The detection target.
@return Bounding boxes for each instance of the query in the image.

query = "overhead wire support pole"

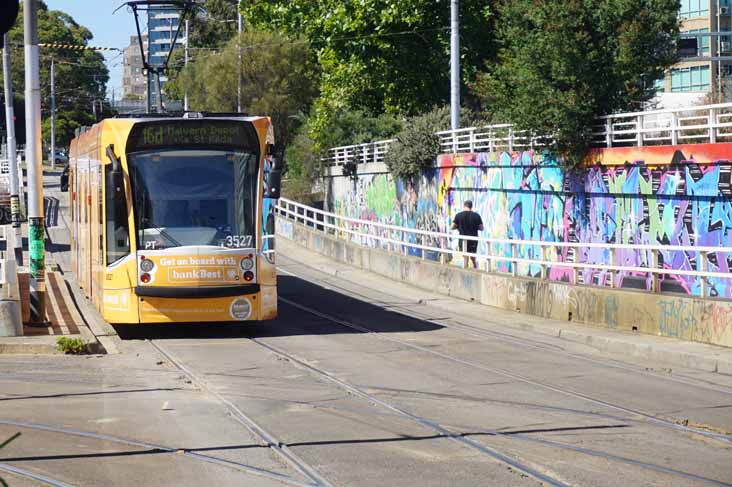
[23,0,47,325]
[3,33,22,266]
[450,0,460,131]
[50,58,55,171]
[237,1,242,113]
[184,17,189,111]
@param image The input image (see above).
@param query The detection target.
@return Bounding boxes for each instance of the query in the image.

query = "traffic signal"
[0,0,20,36]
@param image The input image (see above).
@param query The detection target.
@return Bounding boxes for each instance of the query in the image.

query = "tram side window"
[105,166,130,265]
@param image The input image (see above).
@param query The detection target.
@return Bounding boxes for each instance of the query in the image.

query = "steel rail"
[0,463,72,487]
[0,419,313,487]
[148,341,334,487]
[277,257,732,397]
[277,297,732,446]
[249,337,571,487]
[251,324,732,485]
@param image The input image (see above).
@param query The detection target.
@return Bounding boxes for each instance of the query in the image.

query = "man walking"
[451,200,484,269]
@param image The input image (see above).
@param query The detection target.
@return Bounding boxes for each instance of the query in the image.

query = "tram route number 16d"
[222,235,253,249]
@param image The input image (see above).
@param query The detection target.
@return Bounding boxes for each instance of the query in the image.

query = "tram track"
[0,419,315,487]
[277,292,732,447]
[248,333,732,487]
[0,462,72,487]
[278,258,732,397]
[149,341,334,487]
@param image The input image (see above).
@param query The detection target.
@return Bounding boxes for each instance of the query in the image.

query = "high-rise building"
[655,1,732,105]
[122,35,147,100]
[147,8,186,103]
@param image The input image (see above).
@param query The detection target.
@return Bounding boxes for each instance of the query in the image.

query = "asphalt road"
[0,175,729,486]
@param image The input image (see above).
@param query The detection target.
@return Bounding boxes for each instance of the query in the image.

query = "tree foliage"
[0,1,109,148]
[241,0,495,148]
[170,30,318,148]
[472,0,679,163]
[385,106,478,180]
[189,0,239,48]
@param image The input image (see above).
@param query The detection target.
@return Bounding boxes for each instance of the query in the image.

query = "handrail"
[323,101,732,166]
[276,197,732,297]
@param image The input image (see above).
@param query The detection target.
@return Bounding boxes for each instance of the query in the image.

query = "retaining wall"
[327,144,732,299]
[277,218,732,349]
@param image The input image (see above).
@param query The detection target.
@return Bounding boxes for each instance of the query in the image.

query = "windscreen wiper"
[141,218,183,248]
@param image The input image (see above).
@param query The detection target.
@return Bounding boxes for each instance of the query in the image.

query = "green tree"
[189,0,239,48]
[0,1,109,149]
[472,0,679,163]
[172,29,318,147]
[241,0,495,147]
[385,105,479,180]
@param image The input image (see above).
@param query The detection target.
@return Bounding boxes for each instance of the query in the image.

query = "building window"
[671,65,711,92]
[686,28,710,54]
[679,0,709,18]
[653,77,666,93]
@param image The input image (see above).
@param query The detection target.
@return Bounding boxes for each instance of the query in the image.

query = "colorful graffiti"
[329,144,732,298]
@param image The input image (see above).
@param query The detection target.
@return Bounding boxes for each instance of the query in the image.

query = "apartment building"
[122,35,147,100]
[656,0,732,105]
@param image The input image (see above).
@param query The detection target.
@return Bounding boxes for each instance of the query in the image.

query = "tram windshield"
[128,149,259,250]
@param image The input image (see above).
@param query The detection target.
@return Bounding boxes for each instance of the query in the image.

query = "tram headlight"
[243,271,254,282]
[140,259,155,273]
[240,257,254,271]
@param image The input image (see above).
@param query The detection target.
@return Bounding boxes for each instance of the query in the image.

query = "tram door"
[78,159,91,294]
[90,164,103,309]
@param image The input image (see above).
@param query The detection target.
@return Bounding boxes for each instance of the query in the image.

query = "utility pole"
[237,1,242,113]
[50,58,55,170]
[3,33,22,265]
[23,0,47,325]
[184,18,189,111]
[450,0,460,131]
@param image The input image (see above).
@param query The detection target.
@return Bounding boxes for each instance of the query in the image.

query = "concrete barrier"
[278,219,732,349]
[0,258,22,337]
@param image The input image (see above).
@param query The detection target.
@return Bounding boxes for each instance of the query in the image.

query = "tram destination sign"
[128,120,258,152]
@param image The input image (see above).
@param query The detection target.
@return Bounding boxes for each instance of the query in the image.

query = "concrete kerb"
[278,220,732,376]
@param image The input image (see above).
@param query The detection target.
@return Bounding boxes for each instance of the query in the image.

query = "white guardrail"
[324,102,732,166]
[276,197,732,298]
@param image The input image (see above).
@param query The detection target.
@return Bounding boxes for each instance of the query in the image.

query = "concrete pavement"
[0,170,729,485]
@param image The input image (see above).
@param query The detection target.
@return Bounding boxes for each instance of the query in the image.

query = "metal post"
[699,251,708,298]
[650,249,659,293]
[50,58,55,170]
[237,5,242,113]
[24,0,47,325]
[709,108,717,143]
[3,34,22,266]
[156,69,164,112]
[184,18,189,111]
[450,0,460,131]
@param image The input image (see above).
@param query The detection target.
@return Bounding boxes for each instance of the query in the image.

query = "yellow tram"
[67,114,281,324]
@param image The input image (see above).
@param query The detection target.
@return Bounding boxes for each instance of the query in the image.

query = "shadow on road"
[114,274,443,341]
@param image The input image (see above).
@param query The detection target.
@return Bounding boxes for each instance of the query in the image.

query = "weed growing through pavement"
[56,337,87,355]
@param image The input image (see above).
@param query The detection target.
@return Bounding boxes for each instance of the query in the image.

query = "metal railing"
[323,102,732,165]
[324,139,395,167]
[276,197,732,298]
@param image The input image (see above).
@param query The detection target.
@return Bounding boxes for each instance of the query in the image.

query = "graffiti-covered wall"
[328,143,732,298]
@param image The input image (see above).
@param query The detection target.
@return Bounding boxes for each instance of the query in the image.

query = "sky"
[45,0,139,99]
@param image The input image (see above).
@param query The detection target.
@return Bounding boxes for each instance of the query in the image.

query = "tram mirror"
[265,170,282,199]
